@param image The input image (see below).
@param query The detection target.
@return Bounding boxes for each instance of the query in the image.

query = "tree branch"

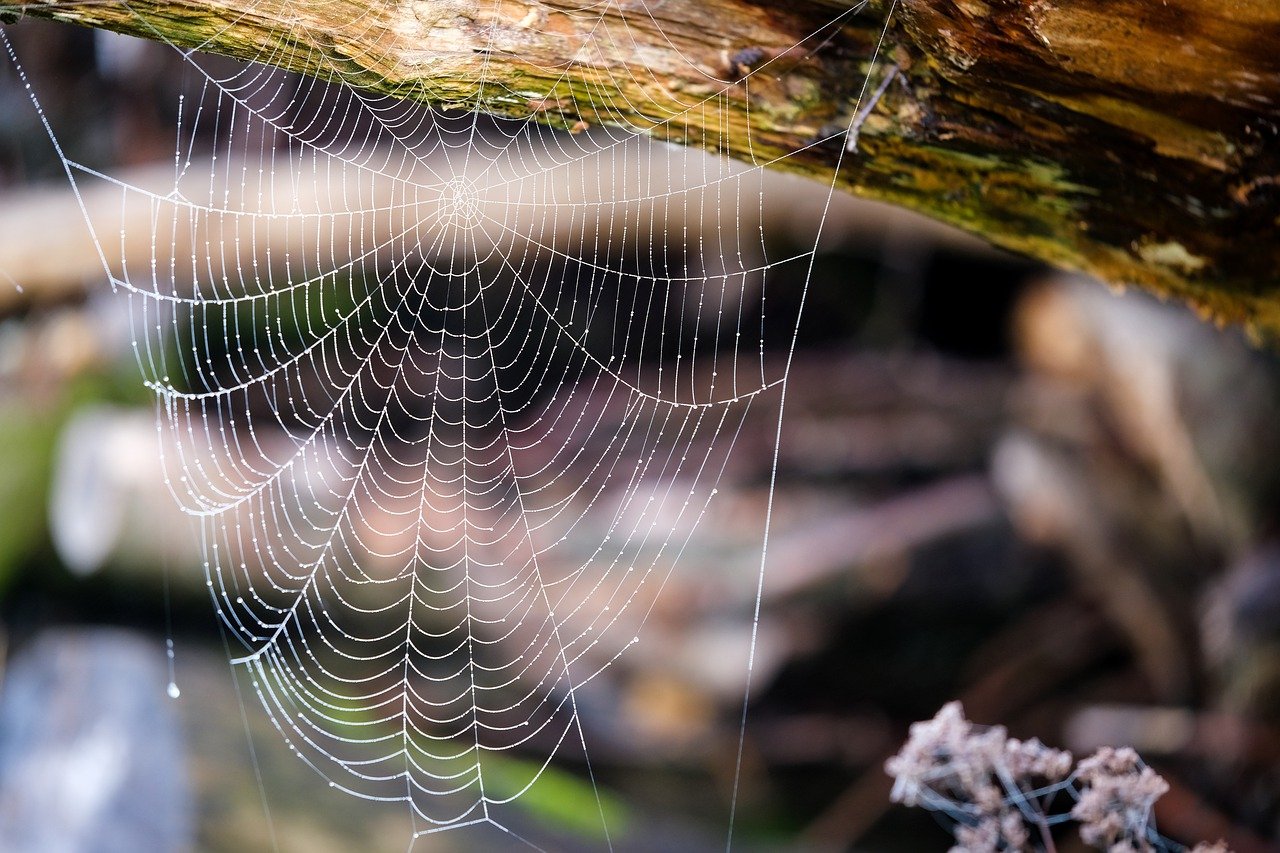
[5,0,1279,335]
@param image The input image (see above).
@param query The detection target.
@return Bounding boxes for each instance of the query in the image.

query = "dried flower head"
[1071,747,1169,851]
[885,702,1071,851]
[886,703,1234,853]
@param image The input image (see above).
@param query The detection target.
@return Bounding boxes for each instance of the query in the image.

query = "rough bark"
[5,0,1279,336]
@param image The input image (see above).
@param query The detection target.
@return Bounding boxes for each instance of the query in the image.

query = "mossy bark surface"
[6,0,1279,335]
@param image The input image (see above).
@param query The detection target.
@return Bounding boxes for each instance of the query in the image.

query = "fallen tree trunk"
[5,0,1279,335]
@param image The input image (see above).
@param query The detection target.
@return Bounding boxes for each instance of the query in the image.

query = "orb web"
[3,0,897,844]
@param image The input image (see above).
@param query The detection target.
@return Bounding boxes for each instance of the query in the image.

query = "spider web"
[5,0,895,845]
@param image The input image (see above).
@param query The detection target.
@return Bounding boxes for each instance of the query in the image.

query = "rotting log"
[3,0,1278,336]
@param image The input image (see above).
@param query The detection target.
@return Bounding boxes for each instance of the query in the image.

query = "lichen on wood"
[4,0,1278,336]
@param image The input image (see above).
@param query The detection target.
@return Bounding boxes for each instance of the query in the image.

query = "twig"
[846,63,901,153]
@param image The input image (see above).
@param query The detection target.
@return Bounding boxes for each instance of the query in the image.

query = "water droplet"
[167,682,181,700]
